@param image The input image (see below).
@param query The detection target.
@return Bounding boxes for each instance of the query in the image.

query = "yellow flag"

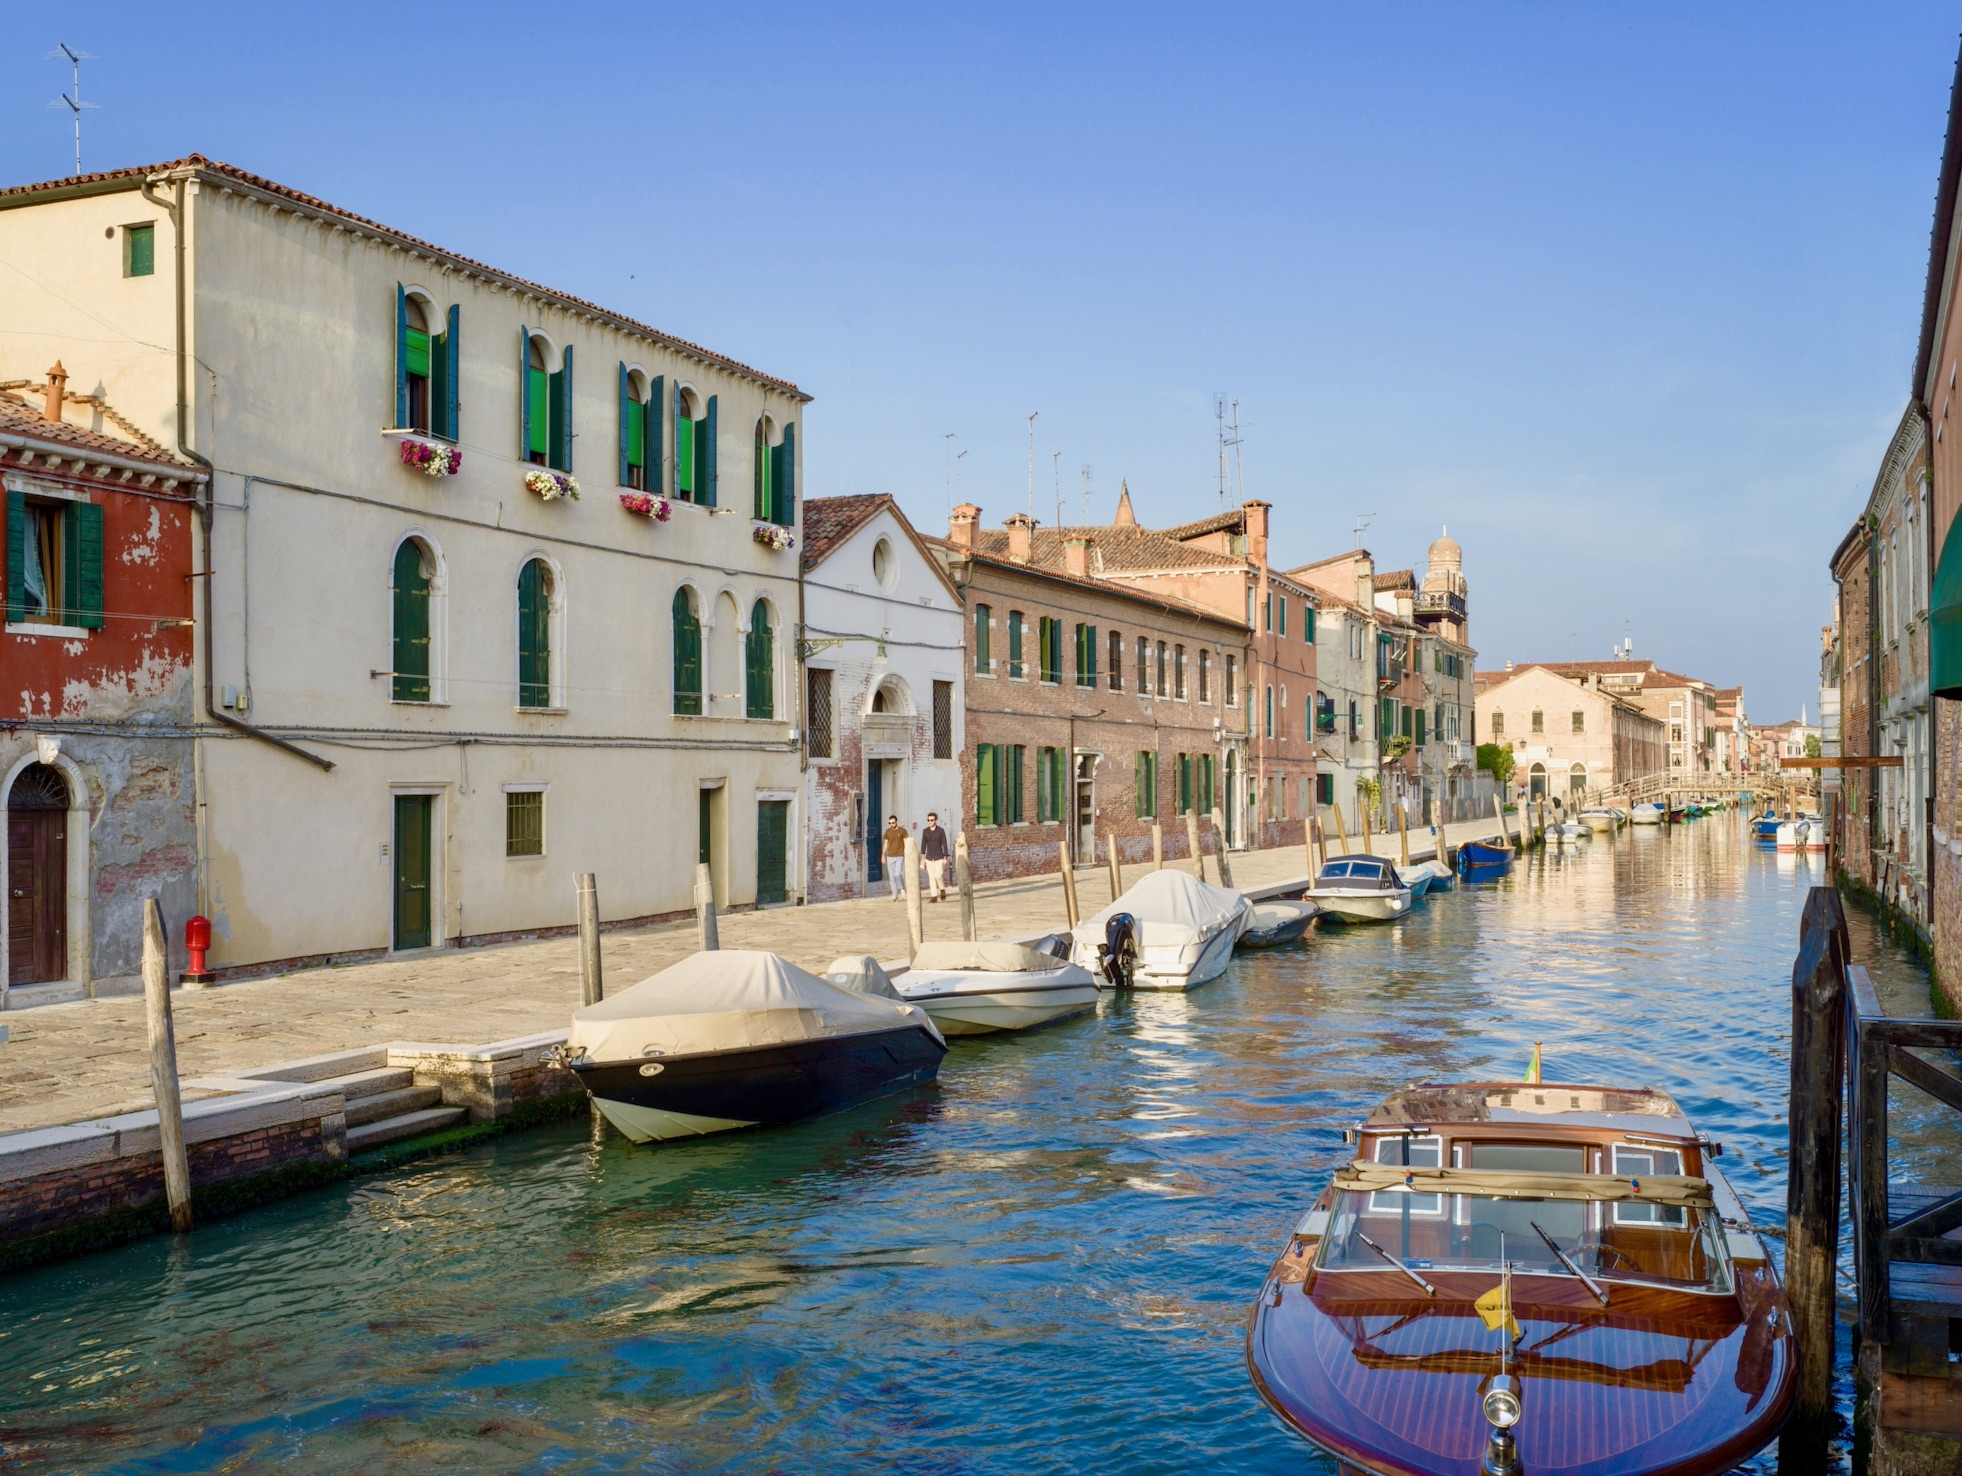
[1475,1279,1520,1338]
[1522,1042,1542,1085]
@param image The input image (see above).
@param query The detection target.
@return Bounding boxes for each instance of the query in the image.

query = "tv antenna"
[1354,512,1376,550]
[1229,397,1246,504]
[955,449,969,507]
[1052,450,1063,527]
[943,433,958,516]
[48,45,98,178]
[1214,393,1228,507]
[1026,411,1040,518]
[1080,464,1094,524]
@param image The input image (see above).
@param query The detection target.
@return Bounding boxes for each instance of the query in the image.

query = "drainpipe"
[1921,404,1938,933]
[141,170,332,773]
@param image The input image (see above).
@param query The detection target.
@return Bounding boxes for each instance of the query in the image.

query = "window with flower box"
[619,366,662,490]
[754,418,795,525]
[520,329,571,471]
[397,286,457,439]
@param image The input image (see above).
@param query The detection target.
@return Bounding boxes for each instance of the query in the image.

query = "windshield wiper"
[1357,1233,1437,1297]
[1530,1220,1610,1306]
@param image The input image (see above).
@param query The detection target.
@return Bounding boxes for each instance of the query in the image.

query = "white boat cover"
[1074,868,1250,949]
[1248,900,1317,927]
[569,950,937,1063]
[825,954,906,1000]
[908,939,1075,973]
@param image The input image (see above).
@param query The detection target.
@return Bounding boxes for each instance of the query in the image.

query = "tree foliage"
[1477,742,1516,788]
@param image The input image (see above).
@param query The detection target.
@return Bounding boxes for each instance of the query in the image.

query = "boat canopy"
[825,954,906,1000]
[1335,1161,1715,1209]
[1317,856,1398,889]
[909,939,1074,973]
[570,950,938,1062]
[1076,868,1249,948]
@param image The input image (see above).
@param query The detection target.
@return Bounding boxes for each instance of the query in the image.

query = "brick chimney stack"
[1243,500,1270,565]
[43,362,68,424]
[1064,534,1092,578]
[1004,512,1036,563]
[949,503,981,550]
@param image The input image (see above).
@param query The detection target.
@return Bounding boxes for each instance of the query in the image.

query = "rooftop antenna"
[1026,411,1040,519]
[1229,397,1246,504]
[1052,450,1063,527]
[1080,464,1094,524]
[955,448,969,507]
[1354,512,1375,550]
[48,45,98,178]
[943,433,957,517]
[1214,393,1228,507]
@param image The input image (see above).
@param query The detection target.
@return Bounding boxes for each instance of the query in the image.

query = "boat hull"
[1457,841,1512,869]
[899,974,1100,1035]
[573,1023,946,1143]
[1239,907,1318,948]
[1128,922,1242,989]
[1307,888,1412,924]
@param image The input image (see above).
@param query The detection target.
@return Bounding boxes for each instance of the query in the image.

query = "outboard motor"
[1099,912,1138,988]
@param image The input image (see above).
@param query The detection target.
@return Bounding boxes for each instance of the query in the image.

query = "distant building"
[1473,665,1666,799]
[799,496,965,903]
[2,368,205,1007]
[1521,660,1721,778]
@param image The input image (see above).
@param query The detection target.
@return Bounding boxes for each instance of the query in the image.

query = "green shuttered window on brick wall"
[974,604,992,674]
[977,744,1001,826]
[1134,750,1158,818]
[1074,623,1097,687]
[5,491,104,629]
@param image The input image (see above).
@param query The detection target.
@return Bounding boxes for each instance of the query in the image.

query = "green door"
[756,800,789,906]
[393,795,433,950]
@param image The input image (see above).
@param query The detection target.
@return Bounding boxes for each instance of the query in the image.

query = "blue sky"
[3,2,1955,719]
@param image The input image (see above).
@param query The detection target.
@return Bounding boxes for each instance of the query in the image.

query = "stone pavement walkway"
[0,816,1518,1136]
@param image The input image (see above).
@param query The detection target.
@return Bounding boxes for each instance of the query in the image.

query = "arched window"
[1569,762,1588,794]
[520,329,571,471]
[674,386,716,505]
[1529,761,1547,799]
[746,600,775,718]
[672,588,702,715]
[753,416,795,525]
[396,286,457,438]
[517,558,555,708]
[619,365,660,490]
[392,539,433,702]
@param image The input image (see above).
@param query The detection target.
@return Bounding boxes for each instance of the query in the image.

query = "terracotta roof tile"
[925,536,1245,629]
[800,495,891,570]
[0,394,196,473]
[0,157,805,399]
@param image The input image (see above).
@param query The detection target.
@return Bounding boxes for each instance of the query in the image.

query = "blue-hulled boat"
[1456,835,1513,871]
[1752,811,1781,840]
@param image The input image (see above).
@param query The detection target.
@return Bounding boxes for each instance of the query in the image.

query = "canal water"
[0,821,1944,1473]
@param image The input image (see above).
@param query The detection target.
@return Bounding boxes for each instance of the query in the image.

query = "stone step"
[345,1106,468,1153]
[319,1066,415,1102]
[344,1085,444,1128]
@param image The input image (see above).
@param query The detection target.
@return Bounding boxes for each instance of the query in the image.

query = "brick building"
[933,504,1252,882]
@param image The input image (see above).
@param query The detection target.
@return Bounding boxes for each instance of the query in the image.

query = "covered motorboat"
[850,942,1100,1036]
[1239,899,1320,949]
[1071,868,1251,990]
[566,950,946,1143]
[1305,855,1413,924]
[1247,1078,1794,1476]
[1402,858,1456,895]
[1630,802,1665,825]
[1546,820,1589,845]
[1776,816,1824,853]
[1578,808,1621,833]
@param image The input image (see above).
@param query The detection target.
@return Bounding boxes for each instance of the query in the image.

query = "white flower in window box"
[525,470,579,501]
[397,436,461,477]
[752,523,795,551]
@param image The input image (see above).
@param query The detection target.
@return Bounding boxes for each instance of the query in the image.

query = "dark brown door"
[8,809,66,984]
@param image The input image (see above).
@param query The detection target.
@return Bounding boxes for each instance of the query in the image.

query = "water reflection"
[0,821,1933,1474]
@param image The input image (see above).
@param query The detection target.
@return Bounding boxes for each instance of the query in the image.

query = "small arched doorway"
[8,764,70,984]
[1529,762,1548,800]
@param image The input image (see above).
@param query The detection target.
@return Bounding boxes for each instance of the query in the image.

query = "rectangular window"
[1531,709,1544,734]
[505,789,545,858]
[977,744,999,826]
[1611,1145,1687,1226]
[124,223,155,278]
[974,604,992,674]
[1177,752,1193,816]
[1198,649,1210,704]
[1038,616,1062,684]
[933,680,954,759]
[1225,655,1237,706]
[1136,636,1149,694]
[1155,641,1168,697]
[1075,623,1098,687]
[1492,711,1505,737]
[1197,753,1215,813]
[1414,708,1426,746]
[806,668,835,758]
[1009,611,1025,679]
[6,493,105,630]
[1317,772,1334,806]
[1278,597,1288,637]
[1006,744,1026,823]
[1265,685,1275,739]
[1108,629,1123,690]
[1134,750,1159,818]
[1401,705,1413,740]
[1263,592,1272,632]
[1572,709,1586,734]
[1037,746,1069,823]
[1304,606,1316,643]
[1174,645,1186,699]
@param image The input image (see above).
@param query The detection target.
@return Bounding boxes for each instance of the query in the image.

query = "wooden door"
[756,800,789,906]
[865,762,884,883]
[392,795,433,950]
[7,809,66,984]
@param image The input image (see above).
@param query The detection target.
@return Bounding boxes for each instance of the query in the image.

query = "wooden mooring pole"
[1106,829,1124,902]
[1781,886,1849,1470]
[1209,809,1235,889]
[1397,803,1410,870]
[1361,802,1373,854]
[694,862,720,951]
[576,872,603,1006]
[143,897,192,1233]
[955,831,977,942]
[1151,820,1164,871]
[1331,801,1350,855]
[1185,808,1205,880]
[903,836,925,960]
[1057,840,1080,930]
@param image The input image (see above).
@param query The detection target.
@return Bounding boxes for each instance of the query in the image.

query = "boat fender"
[1099,913,1138,988]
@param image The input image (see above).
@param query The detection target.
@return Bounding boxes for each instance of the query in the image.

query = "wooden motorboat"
[1305,855,1413,924]
[566,951,946,1142]
[843,942,1100,1036]
[1775,817,1825,854]
[1239,899,1320,949]
[1457,836,1513,870]
[1246,1078,1794,1476]
[1071,868,1251,989]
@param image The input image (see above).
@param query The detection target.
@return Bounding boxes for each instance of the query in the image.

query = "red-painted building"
[2,367,203,1007]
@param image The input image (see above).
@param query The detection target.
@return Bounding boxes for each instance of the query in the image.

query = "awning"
[1333,1162,1715,1210]
[1936,524,1962,698]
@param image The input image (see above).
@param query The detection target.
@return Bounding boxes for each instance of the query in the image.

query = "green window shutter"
[69,500,104,629]
[672,589,702,715]
[977,745,997,826]
[4,490,25,624]
[780,423,795,526]
[548,346,573,472]
[1401,704,1412,739]
[1008,611,1023,677]
[127,223,155,277]
[392,541,431,701]
[649,375,665,493]
[746,602,775,718]
[1279,598,1287,637]
[754,421,769,519]
[619,364,633,483]
[1037,747,1052,822]
[517,560,550,707]
[437,305,460,439]
[974,605,991,673]
[1305,608,1315,643]
[397,286,411,428]
[1415,708,1427,746]
[702,395,718,506]
[675,401,695,499]
[1199,754,1214,811]
[1934,525,1962,697]
[1008,745,1024,823]
[1134,751,1147,817]
[404,328,431,378]
[519,328,533,456]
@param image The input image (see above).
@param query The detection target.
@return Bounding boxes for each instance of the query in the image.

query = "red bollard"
[181,913,215,987]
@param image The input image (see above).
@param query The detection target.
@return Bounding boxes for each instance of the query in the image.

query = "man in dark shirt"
[919,812,951,901]
[882,816,909,900]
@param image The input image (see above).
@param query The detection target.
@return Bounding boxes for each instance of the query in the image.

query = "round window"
[872,537,896,590]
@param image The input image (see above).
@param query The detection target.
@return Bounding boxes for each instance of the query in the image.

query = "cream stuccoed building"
[0,156,809,972]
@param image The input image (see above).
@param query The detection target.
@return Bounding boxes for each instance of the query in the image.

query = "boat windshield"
[1315,1188,1732,1295]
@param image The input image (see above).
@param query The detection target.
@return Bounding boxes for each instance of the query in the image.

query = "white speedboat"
[1239,899,1320,948]
[565,951,945,1143]
[1547,820,1589,844]
[1072,869,1251,990]
[1304,854,1413,924]
[1579,808,1621,832]
[1630,802,1665,825]
[1776,817,1825,853]
[1401,858,1455,894]
[834,944,1100,1036]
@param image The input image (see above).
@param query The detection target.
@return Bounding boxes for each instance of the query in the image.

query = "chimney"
[1505,659,1514,672]
[949,502,981,550]
[1113,481,1137,527]
[1354,553,1374,612]
[1004,512,1036,563]
[1064,534,1092,578]
[1243,500,1270,565]
[43,361,68,424]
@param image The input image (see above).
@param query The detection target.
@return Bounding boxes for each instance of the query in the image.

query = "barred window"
[807,668,835,758]
[932,680,954,760]
[1174,645,1186,700]
[505,789,544,857]
[1108,629,1124,691]
[1198,649,1210,704]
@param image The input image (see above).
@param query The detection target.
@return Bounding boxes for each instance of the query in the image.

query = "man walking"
[882,815,909,900]
[920,812,950,902]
